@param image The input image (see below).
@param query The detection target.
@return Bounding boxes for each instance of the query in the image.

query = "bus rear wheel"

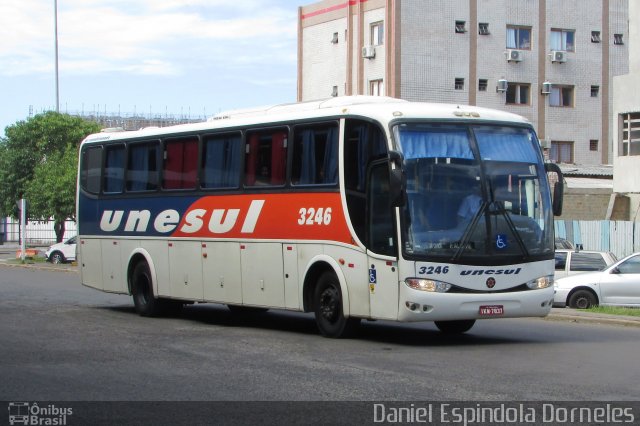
[313,271,359,338]
[434,319,476,334]
[131,261,166,317]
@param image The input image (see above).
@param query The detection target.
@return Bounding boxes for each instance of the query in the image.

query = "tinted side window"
[202,132,242,189]
[163,137,198,190]
[127,142,159,192]
[81,146,102,194]
[245,128,288,186]
[292,123,338,185]
[104,145,125,194]
[344,119,388,244]
[570,253,606,271]
[555,252,567,270]
[617,255,640,274]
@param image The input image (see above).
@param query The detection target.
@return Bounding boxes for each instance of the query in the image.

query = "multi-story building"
[613,0,640,219]
[297,0,628,165]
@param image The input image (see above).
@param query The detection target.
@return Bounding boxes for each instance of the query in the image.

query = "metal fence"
[0,218,77,245]
[555,220,640,259]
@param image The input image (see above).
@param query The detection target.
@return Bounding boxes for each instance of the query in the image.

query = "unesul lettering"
[99,200,265,234]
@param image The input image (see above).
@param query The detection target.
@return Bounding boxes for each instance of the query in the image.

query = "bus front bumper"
[397,285,555,322]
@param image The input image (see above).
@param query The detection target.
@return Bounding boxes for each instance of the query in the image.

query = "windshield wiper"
[451,201,488,262]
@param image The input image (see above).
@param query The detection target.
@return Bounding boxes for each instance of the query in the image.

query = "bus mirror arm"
[388,150,406,207]
[545,163,564,216]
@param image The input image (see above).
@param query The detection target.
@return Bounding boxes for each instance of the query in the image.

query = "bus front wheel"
[434,320,476,334]
[313,272,360,338]
[131,261,166,317]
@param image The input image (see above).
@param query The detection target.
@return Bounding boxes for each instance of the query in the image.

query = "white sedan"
[45,236,77,264]
[554,252,640,309]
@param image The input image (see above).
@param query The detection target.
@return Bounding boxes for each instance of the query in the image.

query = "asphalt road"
[2,264,640,405]
[4,265,640,424]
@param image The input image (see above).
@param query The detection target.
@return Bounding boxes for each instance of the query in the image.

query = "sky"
[0,0,309,137]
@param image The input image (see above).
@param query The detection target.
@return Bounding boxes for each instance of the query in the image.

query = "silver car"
[554,252,640,309]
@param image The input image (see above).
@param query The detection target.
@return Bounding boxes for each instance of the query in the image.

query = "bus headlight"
[405,278,452,293]
[526,275,553,289]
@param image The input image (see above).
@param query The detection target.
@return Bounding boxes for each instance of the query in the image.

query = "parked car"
[45,236,77,264]
[554,249,617,279]
[554,252,640,309]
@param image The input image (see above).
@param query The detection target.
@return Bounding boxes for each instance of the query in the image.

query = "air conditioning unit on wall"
[362,45,376,59]
[551,50,567,63]
[505,49,523,62]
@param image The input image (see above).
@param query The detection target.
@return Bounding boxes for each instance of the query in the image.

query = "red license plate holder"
[479,305,504,316]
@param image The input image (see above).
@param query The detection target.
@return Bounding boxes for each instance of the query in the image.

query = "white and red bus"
[77,96,563,337]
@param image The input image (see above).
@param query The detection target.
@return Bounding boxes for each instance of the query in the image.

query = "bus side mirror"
[545,163,564,216]
[388,150,406,207]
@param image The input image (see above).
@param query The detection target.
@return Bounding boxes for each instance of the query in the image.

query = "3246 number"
[298,207,332,225]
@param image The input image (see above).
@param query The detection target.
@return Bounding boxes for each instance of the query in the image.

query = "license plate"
[479,305,504,316]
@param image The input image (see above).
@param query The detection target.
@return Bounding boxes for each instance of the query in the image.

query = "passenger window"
[103,145,125,194]
[163,137,198,190]
[201,132,242,189]
[81,146,103,194]
[127,142,159,192]
[368,162,396,256]
[292,123,338,185]
[245,129,288,186]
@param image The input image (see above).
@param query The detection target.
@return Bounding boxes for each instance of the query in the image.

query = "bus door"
[366,161,399,320]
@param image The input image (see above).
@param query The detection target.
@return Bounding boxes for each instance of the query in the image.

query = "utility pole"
[54,0,60,112]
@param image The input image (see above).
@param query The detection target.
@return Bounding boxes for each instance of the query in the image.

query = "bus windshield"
[394,122,554,264]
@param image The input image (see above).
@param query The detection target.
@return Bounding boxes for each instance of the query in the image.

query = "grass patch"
[587,306,640,317]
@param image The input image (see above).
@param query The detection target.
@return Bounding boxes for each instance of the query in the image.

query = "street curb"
[545,310,640,328]
[0,260,78,273]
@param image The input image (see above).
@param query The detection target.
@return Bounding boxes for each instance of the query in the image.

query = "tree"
[0,112,101,242]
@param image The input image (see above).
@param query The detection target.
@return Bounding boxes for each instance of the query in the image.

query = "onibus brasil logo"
[8,402,73,425]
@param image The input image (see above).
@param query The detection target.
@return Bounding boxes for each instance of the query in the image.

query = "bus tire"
[434,319,475,334]
[313,271,360,338]
[131,261,165,317]
[568,289,597,309]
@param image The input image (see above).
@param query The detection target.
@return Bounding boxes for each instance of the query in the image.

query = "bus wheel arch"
[302,257,350,316]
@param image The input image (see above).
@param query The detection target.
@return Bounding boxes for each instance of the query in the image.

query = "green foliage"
[0,111,101,227]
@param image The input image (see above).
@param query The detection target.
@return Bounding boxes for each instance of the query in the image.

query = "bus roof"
[81,96,531,144]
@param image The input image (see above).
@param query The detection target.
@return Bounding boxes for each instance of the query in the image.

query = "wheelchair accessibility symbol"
[495,234,508,250]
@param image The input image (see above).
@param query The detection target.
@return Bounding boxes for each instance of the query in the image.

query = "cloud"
[0,0,298,77]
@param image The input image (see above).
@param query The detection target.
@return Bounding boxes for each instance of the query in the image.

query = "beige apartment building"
[297,0,629,165]
[613,0,640,220]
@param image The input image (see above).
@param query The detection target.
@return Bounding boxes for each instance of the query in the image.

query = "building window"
[614,34,624,45]
[506,26,531,49]
[455,20,466,33]
[590,85,600,97]
[550,85,574,107]
[551,29,575,51]
[550,141,574,163]
[371,22,384,46]
[478,79,488,91]
[331,86,338,97]
[621,112,640,156]
[506,83,530,105]
[370,79,384,96]
[590,140,599,151]
[454,78,464,90]
[331,32,339,44]
[591,31,601,43]
[479,23,490,35]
